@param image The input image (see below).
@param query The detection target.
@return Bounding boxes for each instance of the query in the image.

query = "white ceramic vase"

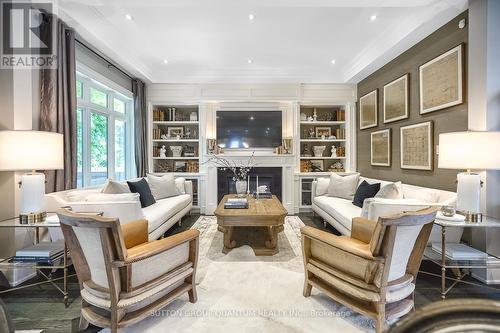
[170,146,183,157]
[313,146,326,157]
[235,180,247,197]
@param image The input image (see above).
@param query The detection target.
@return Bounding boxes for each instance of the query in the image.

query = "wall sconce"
[207,138,218,154]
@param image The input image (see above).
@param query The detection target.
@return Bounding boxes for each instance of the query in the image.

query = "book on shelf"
[335,128,345,139]
[431,243,488,260]
[10,252,64,265]
[224,198,249,209]
[335,110,345,121]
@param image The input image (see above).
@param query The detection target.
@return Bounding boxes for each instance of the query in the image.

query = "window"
[76,70,134,187]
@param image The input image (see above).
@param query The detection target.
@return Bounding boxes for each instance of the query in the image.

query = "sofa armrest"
[117,229,200,266]
[121,219,148,249]
[44,193,70,212]
[351,217,377,244]
[311,181,318,199]
[184,180,193,196]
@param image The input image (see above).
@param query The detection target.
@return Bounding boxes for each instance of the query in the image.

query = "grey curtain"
[39,15,77,192]
[132,79,148,177]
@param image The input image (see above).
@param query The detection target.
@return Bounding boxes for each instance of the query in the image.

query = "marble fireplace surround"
[205,153,295,215]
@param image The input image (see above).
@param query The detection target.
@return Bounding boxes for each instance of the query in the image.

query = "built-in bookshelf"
[298,105,349,173]
[150,105,200,174]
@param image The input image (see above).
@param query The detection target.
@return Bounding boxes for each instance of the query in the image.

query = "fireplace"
[217,167,282,203]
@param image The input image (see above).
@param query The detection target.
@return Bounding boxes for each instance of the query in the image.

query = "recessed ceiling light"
[370,15,377,21]
[247,59,253,64]
[248,14,255,20]
[125,14,133,21]
[331,59,336,65]
[163,59,168,64]
[250,116,255,120]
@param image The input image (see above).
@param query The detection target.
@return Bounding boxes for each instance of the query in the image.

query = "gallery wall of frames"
[356,11,469,192]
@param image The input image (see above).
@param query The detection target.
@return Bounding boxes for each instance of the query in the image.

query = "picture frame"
[383,74,409,123]
[310,160,324,172]
[174,160,187,172]
[359,89,378,129]
[315,127,331,138]
[167,126,184,138]
[419,44,463,114]
[371,129,391,166]
[400,121,433,170]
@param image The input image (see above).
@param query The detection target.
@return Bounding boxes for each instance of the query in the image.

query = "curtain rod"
[75,39,134,81]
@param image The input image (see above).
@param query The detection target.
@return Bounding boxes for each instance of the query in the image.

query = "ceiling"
[57,0,468,84]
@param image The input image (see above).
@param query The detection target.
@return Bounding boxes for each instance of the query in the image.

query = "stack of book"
[253,191,272,199]
[224,198,249,209]
[431,243,488,260]
[10,240,65,265]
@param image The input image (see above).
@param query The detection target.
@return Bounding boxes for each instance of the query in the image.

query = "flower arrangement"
[205,152,256,181]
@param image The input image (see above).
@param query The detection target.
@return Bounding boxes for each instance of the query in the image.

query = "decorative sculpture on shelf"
[159,145,167,158]
[331,145,337,157]
[170,146,183,157]
[313,108,317,121]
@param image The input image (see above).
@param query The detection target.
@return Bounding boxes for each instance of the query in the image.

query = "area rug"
[100,216,374,332]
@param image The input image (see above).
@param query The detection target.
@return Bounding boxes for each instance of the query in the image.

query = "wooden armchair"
[301,207,437,332]
[57,209,199,333]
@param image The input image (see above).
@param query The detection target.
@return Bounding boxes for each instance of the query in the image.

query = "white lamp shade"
[438,131,500,170]
[0,130,64,171]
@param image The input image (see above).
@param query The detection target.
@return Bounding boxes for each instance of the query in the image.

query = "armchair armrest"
[351,217,377,244]
[117,229,200,266]
[121,219,148,249]
[301,226,376,260]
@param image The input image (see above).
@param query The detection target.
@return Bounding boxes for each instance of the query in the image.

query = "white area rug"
[101,216,374,333]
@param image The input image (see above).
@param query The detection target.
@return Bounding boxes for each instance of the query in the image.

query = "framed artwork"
[315,127,331,138]
[167,127,184,138]
[174,161,187,172]
[310,160,324,172]
[419,44,463,114]
[400,122,433,170]
[359,90,378,129]
[383,74,409,123]
[371,129,391,166]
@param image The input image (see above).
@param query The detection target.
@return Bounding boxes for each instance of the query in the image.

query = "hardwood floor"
[2,213,499,332]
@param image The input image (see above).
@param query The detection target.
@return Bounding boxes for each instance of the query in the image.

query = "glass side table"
[422,216,500,299]
[0,213,74,307]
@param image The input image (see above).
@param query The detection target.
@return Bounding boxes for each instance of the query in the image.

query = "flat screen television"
[216,111,282,149]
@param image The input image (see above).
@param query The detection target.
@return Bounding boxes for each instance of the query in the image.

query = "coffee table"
[214,194,287,256]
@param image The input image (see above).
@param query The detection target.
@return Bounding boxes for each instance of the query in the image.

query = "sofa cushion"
[101,179,131,194]
[85,193,140,203]
[142,194,192,234]
[316,177,330,196]
[314,196,362,231]
[127,178,156,208]
[66,188,101,202]
[375,181,403,199]
[69,200,144,224]
[147,174,178,200]
[175,178,186,195]
[404,188,440,203]
[353,180,380,208]
[327,173,360,200]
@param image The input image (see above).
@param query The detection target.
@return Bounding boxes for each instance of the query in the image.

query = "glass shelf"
[423,247,500,269]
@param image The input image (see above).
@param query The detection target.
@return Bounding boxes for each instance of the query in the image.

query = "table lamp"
[0,130,64,223]
[438,131,500,222]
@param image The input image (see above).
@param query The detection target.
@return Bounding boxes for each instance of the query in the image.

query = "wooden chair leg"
[178,219,182,226]
[111,308,125,333]
[303,271,312,297]
[374,303,386,333]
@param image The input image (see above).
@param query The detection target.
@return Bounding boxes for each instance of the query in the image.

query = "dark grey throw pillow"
[127,178,156,208]
[352,180,381,208]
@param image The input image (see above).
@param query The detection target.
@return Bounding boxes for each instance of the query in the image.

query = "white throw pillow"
[175,177,186,194]
[101,179,131,194]
[375,181,403,199]
[404,188,440,203]
[69,200,144,224]
[316,177,330,196]
[147,174,179,200]
[85,193,140,203]
[66,188,101,202]
[327,173,360,200]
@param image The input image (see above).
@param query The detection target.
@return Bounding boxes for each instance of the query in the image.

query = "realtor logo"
[1,0,57,68]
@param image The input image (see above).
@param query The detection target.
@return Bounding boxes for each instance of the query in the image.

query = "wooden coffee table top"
[214,195,287,221]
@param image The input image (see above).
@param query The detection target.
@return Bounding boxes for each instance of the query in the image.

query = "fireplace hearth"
[217,167,282,203]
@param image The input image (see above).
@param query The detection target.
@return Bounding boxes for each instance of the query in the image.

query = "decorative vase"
[170,146,183,157]
[313,145,326,157]
[235,180,247,197]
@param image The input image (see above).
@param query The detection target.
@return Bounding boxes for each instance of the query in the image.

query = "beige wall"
[356,12,468,191]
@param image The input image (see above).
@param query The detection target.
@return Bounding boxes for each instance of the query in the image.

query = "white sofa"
[312,176,463,243]
[45,178,193,240]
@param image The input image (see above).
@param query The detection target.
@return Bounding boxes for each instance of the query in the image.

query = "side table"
[0,214,74,307]
[422,215,500,299]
